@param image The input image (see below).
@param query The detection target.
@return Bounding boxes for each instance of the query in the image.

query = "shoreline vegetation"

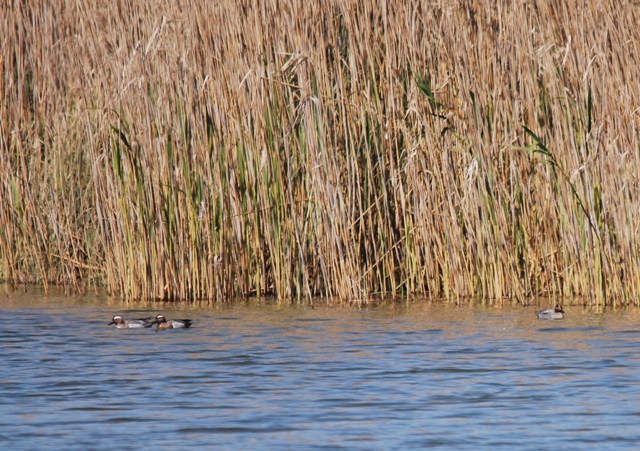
[1,1,639,304]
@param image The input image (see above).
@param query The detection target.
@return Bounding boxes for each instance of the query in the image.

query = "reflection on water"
[2,286,640,449]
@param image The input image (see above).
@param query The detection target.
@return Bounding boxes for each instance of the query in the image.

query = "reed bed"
[2,0,640,304]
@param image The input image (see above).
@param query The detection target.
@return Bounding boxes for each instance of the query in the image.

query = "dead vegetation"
[1,0,640,304]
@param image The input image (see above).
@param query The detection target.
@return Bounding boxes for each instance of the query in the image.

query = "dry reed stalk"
[1,0,640,304]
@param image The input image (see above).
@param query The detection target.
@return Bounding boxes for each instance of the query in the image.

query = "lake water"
[2,286,640,450]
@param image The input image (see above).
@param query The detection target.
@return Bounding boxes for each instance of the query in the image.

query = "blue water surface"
[1,288,640,450]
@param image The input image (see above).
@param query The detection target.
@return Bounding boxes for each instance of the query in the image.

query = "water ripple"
[2,297,640,449]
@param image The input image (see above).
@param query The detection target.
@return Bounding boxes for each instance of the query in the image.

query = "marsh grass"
[2,0,640,304]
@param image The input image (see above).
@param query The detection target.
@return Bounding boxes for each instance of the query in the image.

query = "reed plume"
[2,0,639,304]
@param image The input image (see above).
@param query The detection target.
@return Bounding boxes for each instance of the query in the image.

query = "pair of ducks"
[108,314,193,330]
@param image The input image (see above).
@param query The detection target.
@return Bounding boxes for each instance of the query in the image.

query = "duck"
[108,315,154,329]
[535,304,565,320]
[149,314,193,330]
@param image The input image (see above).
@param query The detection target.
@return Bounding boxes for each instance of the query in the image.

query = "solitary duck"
[535,305,565,320]
[150,314,193,330]
[108,315,153,329]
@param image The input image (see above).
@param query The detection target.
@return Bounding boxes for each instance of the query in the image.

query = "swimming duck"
[108,315,154,328]
[150,314,193,330]
[535,305,565,320]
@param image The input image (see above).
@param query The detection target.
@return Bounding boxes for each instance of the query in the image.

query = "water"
[2,288,640,450]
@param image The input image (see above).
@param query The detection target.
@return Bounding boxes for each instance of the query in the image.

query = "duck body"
[151,314,193,330]
[535,305,565,320]
[108,315,154,328]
